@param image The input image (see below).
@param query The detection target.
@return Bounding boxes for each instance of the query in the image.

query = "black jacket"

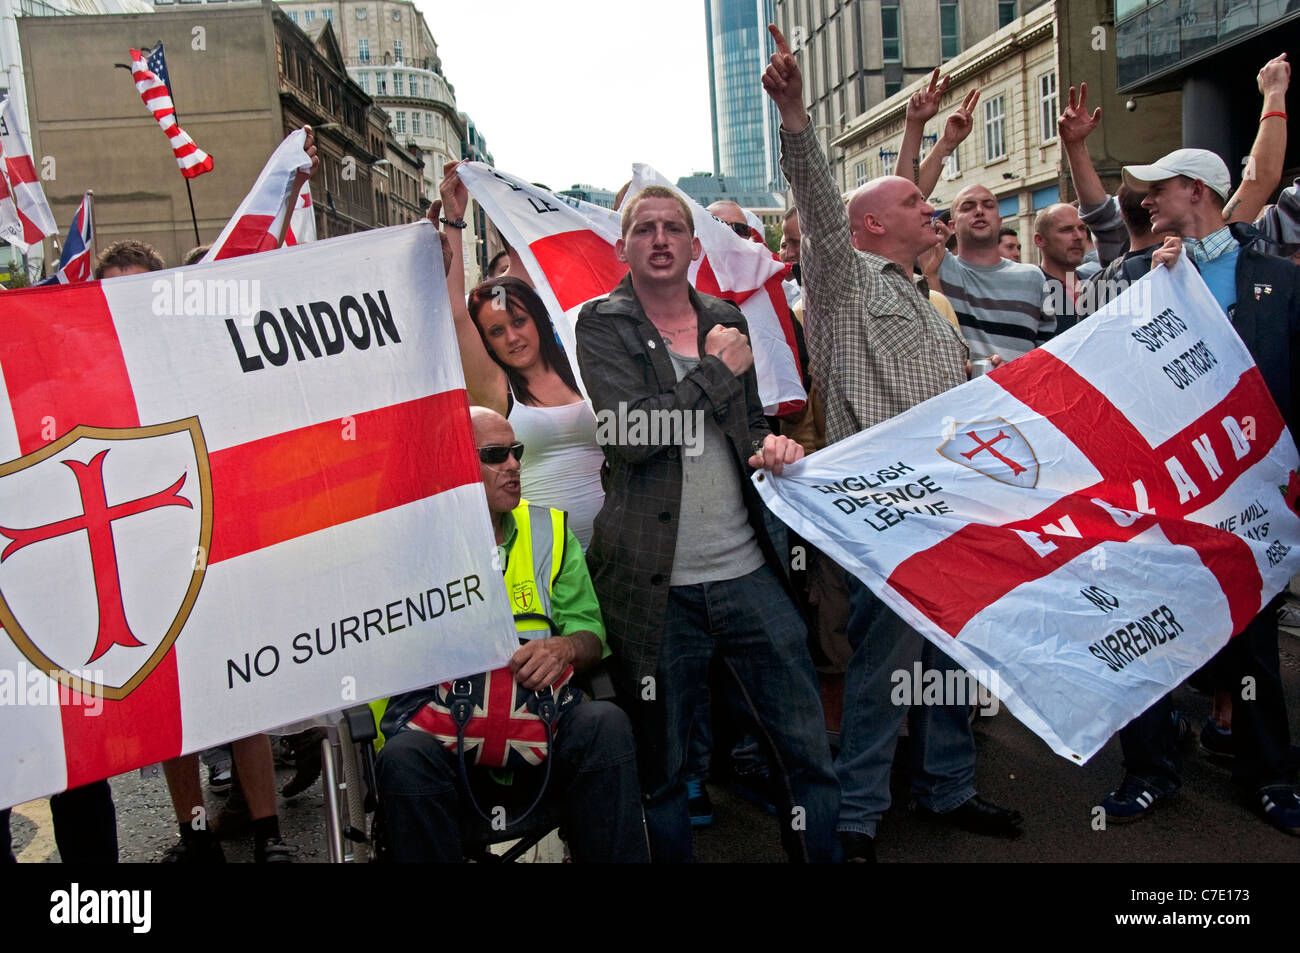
[574,274,788,686]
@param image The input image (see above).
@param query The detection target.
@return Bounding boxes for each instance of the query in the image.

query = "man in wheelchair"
[374,407,649,862]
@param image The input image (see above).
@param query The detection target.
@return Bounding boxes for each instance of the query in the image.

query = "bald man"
[766,24,1021,861]
[1033,203,1091,335]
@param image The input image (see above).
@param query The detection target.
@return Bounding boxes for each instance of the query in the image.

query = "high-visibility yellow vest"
[369,500,567,748]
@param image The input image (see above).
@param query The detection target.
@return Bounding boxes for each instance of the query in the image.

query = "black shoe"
[254,836,297,863]
[838,831,876,863]
[919,795,1023,837]
[160,837,225,863]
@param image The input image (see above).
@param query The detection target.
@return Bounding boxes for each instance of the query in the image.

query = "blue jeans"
[838,572,976,837]
[632,564,840,862]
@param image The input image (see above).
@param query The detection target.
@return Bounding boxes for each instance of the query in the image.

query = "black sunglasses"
[725,220,751,238]
[477,443,525,464]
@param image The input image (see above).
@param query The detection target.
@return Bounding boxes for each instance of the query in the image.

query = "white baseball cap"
[1122,148,1232,200]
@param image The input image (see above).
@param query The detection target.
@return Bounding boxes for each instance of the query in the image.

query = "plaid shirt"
[574,275,786,685]
[780,122,968,446]
[1185,226,1236,264]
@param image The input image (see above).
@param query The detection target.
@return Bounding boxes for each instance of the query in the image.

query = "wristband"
[1261,111,1288,122]
[439,216,468,229]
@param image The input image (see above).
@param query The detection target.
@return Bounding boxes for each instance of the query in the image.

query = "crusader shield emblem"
[0,418,213,700]
[510,580,536,614]
[938,418,1039,489]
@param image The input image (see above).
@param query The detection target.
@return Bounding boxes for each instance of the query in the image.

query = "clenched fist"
[704,325,754,376]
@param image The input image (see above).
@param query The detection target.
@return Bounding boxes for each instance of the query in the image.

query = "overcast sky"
[418,0,716,192]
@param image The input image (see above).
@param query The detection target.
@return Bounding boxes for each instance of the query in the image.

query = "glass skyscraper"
[705,0,783,194]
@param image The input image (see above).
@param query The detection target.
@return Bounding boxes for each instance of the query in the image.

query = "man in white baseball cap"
[1123,148,1233,201]
[1093,146,1300,839]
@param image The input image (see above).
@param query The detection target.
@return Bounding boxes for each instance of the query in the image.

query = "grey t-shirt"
[666,349,765,586]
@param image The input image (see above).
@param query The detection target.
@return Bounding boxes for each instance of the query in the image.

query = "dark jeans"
[838,572,977,837]
[630,564,841,862]
[1120,597,1293,791]
[1,780,118,863]
[377,700,648,862]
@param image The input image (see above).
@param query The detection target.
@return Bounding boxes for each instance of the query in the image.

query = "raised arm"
[1223,53,1289,223]
[438,161,507,415]
[914,88,979,200]
[766,24,855,311]
[1058,84,1106,211]
[895,70,948,186]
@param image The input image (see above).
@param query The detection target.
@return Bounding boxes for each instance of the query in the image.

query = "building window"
[377,73,387,94]
[394,39,403,62]
[395,111,406,133]
[1039,71,1058,143]
[998,0,1016,27]
[423,76,430,98]
[289,10,298,23]
[358,72,369,93]
[394,72,404,96]
[940,1,960,60]
[358,38,369,62]
[303,9,314,23]
[412,112,421,135]
[984,94,1007,162]
[323,9,332,22]
[943,144,961,179]
[881,3,901,62]
[885,79,902,97]
[854,160,868,187]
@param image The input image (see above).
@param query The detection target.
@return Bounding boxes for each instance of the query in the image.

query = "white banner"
[0,224,518,807]
[758,260,1300,762]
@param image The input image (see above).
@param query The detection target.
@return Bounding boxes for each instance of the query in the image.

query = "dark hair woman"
[439,162,605,547]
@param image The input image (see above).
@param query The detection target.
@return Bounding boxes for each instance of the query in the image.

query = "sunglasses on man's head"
[477,443,525,465]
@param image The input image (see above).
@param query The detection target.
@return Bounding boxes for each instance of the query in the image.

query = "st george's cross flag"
[203,129,313,262]
[0,224,518,809]
[129,45,213,180]
[0,95,58,249]
[456,162,806,415]
[287,183,317,246]
[757,260,1300,762]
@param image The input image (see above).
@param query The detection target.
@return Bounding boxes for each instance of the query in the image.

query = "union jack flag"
[37,191,94,286]
[129,44,213,179]
[409,665,576,769]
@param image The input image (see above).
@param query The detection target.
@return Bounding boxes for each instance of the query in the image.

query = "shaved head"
[844,175,937,267]
[707,200,746,225]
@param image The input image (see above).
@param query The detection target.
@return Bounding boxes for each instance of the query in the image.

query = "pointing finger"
[769,23,792,56]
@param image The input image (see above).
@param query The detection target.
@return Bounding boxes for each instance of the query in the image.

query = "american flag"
[129,44,213,179]
[37,191,94,286]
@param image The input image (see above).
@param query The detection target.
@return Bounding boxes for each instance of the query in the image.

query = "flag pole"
[86,189,97,261]
[183,179,200,246]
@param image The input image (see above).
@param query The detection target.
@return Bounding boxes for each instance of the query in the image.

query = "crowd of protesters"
[6,23,1300,865]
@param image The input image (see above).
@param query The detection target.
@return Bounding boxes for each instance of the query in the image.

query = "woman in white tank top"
[440,164,605,547]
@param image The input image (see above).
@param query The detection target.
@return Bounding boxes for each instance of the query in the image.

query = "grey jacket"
[575,274,787,687]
